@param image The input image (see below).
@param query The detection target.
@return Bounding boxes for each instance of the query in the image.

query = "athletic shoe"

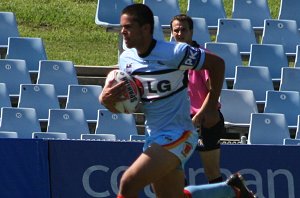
[226,172,256,198]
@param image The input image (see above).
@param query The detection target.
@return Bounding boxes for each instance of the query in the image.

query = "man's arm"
[194,51,225,128]
[99,80,128,113]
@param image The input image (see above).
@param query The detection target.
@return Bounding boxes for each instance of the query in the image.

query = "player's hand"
[99,80,128,113]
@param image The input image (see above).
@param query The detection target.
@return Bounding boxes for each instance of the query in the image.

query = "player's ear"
[142,23,152,34]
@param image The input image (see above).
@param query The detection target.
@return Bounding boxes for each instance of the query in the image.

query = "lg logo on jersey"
[147,80,171,93]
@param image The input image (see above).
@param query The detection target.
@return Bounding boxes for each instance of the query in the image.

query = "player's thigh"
[152,168,185,198]
[121,143,181,189]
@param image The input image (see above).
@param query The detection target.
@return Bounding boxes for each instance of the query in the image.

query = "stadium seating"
[264,90,300,129]
[81,133,116,141]
[36,60,78,98]
[204,42,242,82]
[295,115,300,139]
[216,18,257,57]
[18,84,60,121]
[143,0,180,29]
[186,0,226,34]
[233,66,274,105]
[248,113,290,145]
[129,134,145,141]
[279,67,300,92]
[32,132,68,140]
[0,107,41,139]
[283,138,300,145]
[95,0,133,32]
[47,109,90,139]
[95,109,138,140]
[65,85,106,122]
[0,12,19,58]
[248,44,289,82]
[231,0,271,34]
[261,19,300,56]
[0,131,18,138]
[0,59,32,97]
[294,45,300,67]
[6,37,48,72]
[0,83,12,110]
[219,89,258,134]
[278,0,300,29]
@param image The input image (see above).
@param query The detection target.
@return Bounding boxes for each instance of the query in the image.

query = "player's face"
[120,14,144,49]
[171,20,193,45]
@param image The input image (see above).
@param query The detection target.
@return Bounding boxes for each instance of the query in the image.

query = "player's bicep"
[177,46,205,70]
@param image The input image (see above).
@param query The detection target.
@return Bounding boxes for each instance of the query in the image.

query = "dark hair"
[122,3,154,34]
[170,14,194,31]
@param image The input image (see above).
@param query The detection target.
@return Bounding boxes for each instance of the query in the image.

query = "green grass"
[0,0,280,66]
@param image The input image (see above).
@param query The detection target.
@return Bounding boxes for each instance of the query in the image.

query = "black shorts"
[195,111,225,152]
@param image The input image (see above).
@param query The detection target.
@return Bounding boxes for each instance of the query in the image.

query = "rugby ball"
[105,70,141,114]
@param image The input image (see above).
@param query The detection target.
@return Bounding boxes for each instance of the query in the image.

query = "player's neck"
[137,38,156,58]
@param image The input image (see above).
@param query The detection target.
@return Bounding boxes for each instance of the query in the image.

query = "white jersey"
[119,40,206,139]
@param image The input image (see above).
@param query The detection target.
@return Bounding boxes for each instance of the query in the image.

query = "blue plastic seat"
[143,0,180,29]
[18,84,60,121]
[264,90,300,129]
[65,85,106,122]
[81,133,116,141]
[216,18,257,57]
[95,0,133,31]
[205,42,242,82]
[278,0,300,29]
[233,66,274,104]
[294,45,300,67]
[129,134,145,142]
[186,0,226,34]
[47,109,90,139]
[0,12,19,58]
[6,37,47,72]
[283,138,300,145]
[279,67,300,92]
[220,89,258,134]
[32,132,68,140]
[261,19,300,56]
[295,115,300,139]
[248,44,289,81]
[95,109,138,140]
[232,0,271,33]
[0,131,18,138]
[36,60,78,98]
[0,83,11,110]
[0,59,32,96]
[248,113,290,145]
[0,107,41,139]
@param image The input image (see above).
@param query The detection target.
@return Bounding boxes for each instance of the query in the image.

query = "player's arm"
[99,80,128,113]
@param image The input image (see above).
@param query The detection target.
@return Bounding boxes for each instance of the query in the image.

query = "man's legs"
[198,148,222,183]
[118,143,185,197]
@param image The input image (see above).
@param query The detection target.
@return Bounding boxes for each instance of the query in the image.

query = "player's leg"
[198,149,222,183]
[184,173,256,198]
[118,143,182,197]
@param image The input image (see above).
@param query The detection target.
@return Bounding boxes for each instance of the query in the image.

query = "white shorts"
[143,131,198,168]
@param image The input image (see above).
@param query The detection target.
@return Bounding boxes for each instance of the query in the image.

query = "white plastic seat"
[95,109,138,141]
[216,18,257,57]
[248,44,289,82]
[186,0,226,34]
[6,37,47,73]
[36,60,78,98]
[81,133,116,141]
[264,90,300,129]
[233,66,274,105]
[65,85,106,122]
[18,84,60,121]
[248,113,290,145]
[261,19,300,56]
[32,132,68,140]
[47,109,90,139]
[0,107,41,139]
[0,59,32,97]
